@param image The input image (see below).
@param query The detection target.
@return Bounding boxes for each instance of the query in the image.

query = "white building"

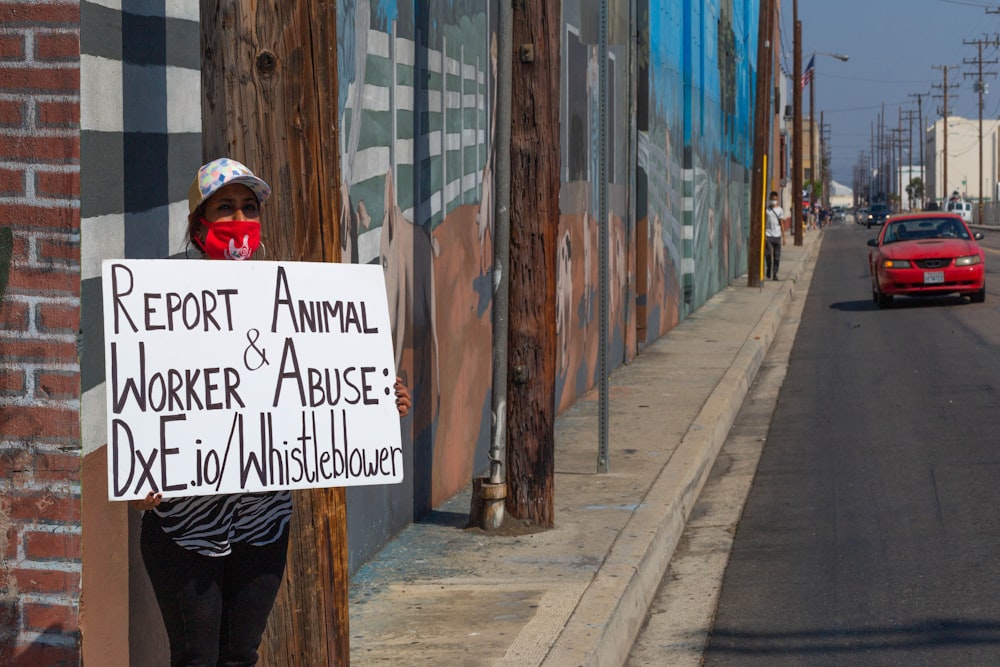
[926,116,1000,205]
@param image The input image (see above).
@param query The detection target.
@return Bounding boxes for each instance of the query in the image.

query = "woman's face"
[202,183,260,222]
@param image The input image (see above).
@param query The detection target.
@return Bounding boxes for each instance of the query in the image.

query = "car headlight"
[955,254,982,266]
[883,259,911,268]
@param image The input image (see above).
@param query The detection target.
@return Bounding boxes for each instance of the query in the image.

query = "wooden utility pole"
[932,64,959,201]
[748,0,774,286]
[908,92,927,208]
[792,1,803,245]
[963,37,998,221]
[200,3,348,665]
[506,0,560,526]
[892,124,904,208]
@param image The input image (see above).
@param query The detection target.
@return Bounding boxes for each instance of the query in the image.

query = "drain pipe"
[472,0,512,530]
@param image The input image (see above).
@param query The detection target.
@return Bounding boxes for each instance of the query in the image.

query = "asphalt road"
[703,223,1000,666]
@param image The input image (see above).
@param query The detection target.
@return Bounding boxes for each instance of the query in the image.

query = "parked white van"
[945,199,973,223]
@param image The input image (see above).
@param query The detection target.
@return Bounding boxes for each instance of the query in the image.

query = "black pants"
[140,512,289,667]
[765,236,781,278]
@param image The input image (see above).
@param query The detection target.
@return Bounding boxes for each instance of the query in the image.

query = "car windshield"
[883,218,970,243]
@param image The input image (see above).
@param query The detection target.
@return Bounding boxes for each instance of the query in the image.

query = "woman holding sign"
[134,158,412,666]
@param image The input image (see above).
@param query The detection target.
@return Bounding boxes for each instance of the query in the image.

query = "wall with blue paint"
[336,0,762,568]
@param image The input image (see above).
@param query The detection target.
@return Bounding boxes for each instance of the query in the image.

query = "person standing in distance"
[132,157,412,666]
[765,190,785,281]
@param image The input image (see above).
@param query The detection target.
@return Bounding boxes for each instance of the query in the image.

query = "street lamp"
[807,52,848,220]
[793,36,848,243]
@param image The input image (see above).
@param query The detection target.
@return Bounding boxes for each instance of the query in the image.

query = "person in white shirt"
[765,191,785,280]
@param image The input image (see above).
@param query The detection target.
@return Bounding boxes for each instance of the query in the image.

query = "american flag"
[801,55,815,89]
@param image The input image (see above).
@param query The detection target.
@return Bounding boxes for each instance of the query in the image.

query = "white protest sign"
[102,259,403,501]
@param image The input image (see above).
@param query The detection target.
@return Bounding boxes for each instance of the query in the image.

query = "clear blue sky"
[782,0,1000,185]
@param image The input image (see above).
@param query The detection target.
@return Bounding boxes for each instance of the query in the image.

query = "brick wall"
[0,2,82,666]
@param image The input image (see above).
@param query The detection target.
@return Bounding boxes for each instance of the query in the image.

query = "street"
[633,220,1000,665]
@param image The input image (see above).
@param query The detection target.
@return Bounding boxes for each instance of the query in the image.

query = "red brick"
[0,168,25,196]
[0,135,79,164]
[0,204,79,231]
[0,369,27,396]
[6,492,80,523]
[5,526,18,558]
[23,531,80,561]
[35,33,78,62]
[23,601,79,633]
[34,452,81,474]
[0,339,78,364]
[7,266,79,296]
[12,642,81,667]
[33,454,81,484]
[0,4,81,27]
[0,300,30,331]
[1,67,78,94]
[35,303,79,334]
[0,33,25,61]
[34,371,78,401]
[0,99,25,128]
[38,237,80,264]
[36,171,79,199]
[0,448,32,477]
[36,100,78,128]
[12,568,80,595]
[0,406,80,441]
[9,234,29,264]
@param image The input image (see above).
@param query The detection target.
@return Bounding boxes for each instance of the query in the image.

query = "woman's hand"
[394,377,411,417]
[130,491,162,511]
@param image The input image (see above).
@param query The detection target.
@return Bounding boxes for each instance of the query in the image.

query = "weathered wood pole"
[200,2,347,664]
[506,0,560,526]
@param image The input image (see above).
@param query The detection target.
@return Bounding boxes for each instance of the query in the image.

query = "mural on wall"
[556,0,757,413]
[556,4,635,414]
[337,0,495,547]
[334,0,759,567]
[685,0,754,309]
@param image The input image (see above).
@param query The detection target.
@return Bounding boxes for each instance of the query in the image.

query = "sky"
[781,0,1000,186]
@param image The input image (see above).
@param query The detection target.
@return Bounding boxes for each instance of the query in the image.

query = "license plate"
[924,271,944,284]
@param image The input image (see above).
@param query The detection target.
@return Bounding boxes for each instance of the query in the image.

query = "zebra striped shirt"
[151,491,293,557]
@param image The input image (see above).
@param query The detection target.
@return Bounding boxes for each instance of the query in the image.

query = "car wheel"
[970,285,986,303]
[875,281,893,309]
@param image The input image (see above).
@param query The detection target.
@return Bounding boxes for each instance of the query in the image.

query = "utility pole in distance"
[749,0,775,286]
[901,108,918,210]
[908,91,928,208]
[932,64,959,201]
[963,36,998,222]
[792,0,803,245]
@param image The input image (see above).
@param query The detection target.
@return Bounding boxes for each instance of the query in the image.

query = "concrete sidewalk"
[348,230,824,666]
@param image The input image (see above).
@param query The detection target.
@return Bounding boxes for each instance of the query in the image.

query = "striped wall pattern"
[343,20,491,265]
[79,0,201,457]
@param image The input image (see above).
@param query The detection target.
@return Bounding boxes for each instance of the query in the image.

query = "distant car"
[944,199,973,223]
[832,206,847,221]
[867,212,986,308]
[856,207,869,224]
[865,203,891,228]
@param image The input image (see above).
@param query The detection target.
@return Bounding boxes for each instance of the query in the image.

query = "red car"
[867,212,986,308]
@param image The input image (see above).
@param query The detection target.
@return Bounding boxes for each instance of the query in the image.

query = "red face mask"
[194,219,261,260]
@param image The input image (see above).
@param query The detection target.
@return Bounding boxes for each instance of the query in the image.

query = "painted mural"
[554,0,757,413]
[337,1,497,564]
[335,0,760,569]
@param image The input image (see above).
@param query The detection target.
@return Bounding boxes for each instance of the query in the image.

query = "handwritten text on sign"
[102,260,403,501]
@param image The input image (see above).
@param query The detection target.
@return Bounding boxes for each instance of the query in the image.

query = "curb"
[543,235,823,666]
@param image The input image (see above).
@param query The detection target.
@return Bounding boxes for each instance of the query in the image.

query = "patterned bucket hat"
[187,158,272,214]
